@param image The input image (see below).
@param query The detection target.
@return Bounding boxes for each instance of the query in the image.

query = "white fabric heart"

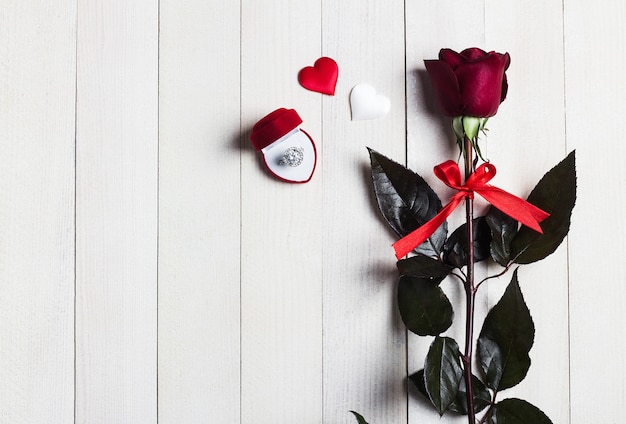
[349,83,391,121]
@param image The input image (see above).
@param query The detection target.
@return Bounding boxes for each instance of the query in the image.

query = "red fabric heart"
[298,57,339,95]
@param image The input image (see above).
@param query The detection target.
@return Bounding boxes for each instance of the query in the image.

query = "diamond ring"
[278,146,304,167]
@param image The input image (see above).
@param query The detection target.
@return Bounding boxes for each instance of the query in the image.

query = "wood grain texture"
[321,1,407,423]
[1,0,626,422]
[240,1,323,423]
[75,0,158,422]
[0,1,76,422]
[157,0,241,422]
[565,0,626,422]
[485,1,570,422]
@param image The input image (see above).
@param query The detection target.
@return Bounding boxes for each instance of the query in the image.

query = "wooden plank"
[564,0,626,422]
[321,1,407,422]
[157,0,241,422]
[405,2,485,422]
[240,1,323,423]
[0,1,76,422]
[75,0,158,421]
[484,1,570,422]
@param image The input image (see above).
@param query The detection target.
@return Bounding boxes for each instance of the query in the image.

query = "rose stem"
[463,135,477,423]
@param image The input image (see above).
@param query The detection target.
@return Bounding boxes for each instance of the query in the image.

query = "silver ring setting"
[278,146,304,167]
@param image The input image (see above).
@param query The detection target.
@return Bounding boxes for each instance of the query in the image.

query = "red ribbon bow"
[392,160,550,260]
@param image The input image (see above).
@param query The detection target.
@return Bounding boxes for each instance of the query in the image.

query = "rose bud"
[424,48,511,118]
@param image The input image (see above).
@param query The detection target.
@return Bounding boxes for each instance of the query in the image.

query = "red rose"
[424,48,511,118]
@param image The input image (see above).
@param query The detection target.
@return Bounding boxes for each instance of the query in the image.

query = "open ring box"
[250,108,317,184]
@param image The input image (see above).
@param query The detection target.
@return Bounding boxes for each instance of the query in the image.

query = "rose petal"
[500,75,509,103]
[460,47,488,61]
[438,49,465,69]
[454,54,507,116]
[425,59,462,116]
[500,53,511,102]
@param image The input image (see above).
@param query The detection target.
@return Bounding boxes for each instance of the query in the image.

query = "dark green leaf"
[511,151,576,264]
[424,337,463,416]
[477,270,534,391]
[349,411,370,424]
[408,369,429,399]
[486,207,518,266]
[411,369,492,416]
[443,217,491,268]
[396,255,452,281]
[368,148,447,257]
[449,374,492,415]
[398,275,453,336]
[492,398,553,424]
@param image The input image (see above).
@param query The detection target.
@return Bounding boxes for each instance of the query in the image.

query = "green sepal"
[462,116,481,141]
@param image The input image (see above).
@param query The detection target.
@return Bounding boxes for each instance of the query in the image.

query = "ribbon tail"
[478,187,550,233]
[392,194,465,260]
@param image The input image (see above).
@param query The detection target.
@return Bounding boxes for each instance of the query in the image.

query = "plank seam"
[73,0,79,422]
[561,1,572,423]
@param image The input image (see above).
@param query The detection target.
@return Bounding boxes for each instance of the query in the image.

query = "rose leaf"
[398,275,453,336]
[477,269,534,391]
[411,369,492,416]
[396,254,452,281]
[424,336,463,416]
[492,398,553,424]
[408,369,429,400]
[442,217,491,268]
[449,373,492,415]
[349,411,370,424]
[368,148,447,257]
[486,206,518,266]
[511,151,576,264]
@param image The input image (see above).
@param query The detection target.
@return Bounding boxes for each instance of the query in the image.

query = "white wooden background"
[1,0,624,423]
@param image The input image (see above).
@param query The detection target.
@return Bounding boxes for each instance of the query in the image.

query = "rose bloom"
[424,48,511,118]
